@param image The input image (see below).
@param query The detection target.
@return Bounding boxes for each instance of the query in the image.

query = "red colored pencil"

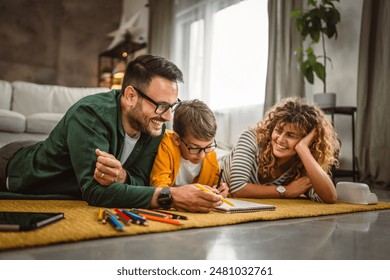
[114,208,131,226]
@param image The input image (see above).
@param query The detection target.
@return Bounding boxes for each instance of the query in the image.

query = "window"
[173,0,268,110]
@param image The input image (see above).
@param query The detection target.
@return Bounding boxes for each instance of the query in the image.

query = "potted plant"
[291,0,341,108]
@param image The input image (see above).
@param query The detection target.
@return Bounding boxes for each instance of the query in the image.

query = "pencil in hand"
[195,184,235,207]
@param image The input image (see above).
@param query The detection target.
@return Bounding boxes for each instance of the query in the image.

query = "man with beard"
[0,55,223,212]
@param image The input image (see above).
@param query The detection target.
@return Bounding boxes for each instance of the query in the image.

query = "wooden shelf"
[98,33,146,88]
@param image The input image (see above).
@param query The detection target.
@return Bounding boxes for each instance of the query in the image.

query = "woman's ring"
[101,173,105,178]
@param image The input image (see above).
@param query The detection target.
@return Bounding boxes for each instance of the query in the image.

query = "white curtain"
[172,0,242,102]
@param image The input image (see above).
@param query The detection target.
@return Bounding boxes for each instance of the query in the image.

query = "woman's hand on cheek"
[296,129,317,151]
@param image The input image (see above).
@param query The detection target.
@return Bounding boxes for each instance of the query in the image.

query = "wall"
[306,0,363,170]
[0,0,364,171]
[306,0,363,107]
[0,0,122,87]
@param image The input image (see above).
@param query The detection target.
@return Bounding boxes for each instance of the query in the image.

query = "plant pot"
[313,92,336,108]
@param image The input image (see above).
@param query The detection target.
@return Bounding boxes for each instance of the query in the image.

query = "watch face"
[277,186,286,195]
[158,187,172,209]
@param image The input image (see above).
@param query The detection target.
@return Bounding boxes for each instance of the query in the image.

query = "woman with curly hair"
[219,97,340,203]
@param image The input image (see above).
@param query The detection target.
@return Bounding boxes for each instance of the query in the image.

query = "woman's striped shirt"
[218,130,322,202]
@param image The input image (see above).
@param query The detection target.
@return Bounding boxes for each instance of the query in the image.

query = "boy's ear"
[172,132,181,146]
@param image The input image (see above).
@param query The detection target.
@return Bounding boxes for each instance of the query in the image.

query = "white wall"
[306,0,363,170]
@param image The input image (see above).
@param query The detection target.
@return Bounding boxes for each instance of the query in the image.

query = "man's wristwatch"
[276,186,286,197]
[157,187,173,209]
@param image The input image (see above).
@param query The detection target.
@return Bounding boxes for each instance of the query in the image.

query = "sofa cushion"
[0,109,26,133]
[26,113,64,134]
[12,81,109,116]
[0,80,12,110]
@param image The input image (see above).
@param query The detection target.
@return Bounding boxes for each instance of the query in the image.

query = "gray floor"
[1,187,389,260]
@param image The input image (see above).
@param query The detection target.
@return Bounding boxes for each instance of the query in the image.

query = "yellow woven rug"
[1,198,390,251]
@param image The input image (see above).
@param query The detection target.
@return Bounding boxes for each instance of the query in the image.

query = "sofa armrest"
[0,109,26,133]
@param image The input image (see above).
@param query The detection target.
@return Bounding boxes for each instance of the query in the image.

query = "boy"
[150,99,228,197]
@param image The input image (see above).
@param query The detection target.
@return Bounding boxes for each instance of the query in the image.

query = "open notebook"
[214,198,276,213]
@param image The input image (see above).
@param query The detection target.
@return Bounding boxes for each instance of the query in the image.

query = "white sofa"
[0,80,109,147]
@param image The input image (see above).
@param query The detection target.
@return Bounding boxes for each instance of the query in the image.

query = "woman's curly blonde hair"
[255,97,340,181]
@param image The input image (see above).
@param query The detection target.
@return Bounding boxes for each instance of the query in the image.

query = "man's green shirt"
[7,90,164,208]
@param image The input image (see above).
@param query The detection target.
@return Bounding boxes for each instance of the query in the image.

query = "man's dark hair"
[121,55,183,93]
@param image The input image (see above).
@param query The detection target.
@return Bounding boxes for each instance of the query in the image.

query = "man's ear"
[172,132,181,146]
[123,86,137,106]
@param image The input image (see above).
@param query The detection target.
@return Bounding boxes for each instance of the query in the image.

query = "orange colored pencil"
[141,213,183,225]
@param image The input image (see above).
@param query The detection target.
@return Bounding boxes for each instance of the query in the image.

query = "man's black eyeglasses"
[132,86,181,115]
[180,137,217,155]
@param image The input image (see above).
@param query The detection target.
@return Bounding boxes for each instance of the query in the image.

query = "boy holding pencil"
[150,99,229,198]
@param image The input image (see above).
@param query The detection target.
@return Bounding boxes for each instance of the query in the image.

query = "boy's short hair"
[173,99,217,141]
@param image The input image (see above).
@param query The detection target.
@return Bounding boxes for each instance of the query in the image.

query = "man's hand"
[152,185,223,213]
[94,149,127,186]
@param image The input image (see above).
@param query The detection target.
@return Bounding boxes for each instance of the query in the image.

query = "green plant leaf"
[307,51,317,65]
[291,0,341,89]
[290,10,301,18]
[313,62,325,83]
[325,24,337,38]
[303,65,315,84]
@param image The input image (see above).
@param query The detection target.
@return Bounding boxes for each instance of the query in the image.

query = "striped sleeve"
[219,130,260,193]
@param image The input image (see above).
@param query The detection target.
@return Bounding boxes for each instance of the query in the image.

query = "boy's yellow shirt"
[150,130,220,187]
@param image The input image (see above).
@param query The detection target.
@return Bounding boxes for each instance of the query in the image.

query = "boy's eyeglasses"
[132,86,181,115]
[180,137,217,155]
